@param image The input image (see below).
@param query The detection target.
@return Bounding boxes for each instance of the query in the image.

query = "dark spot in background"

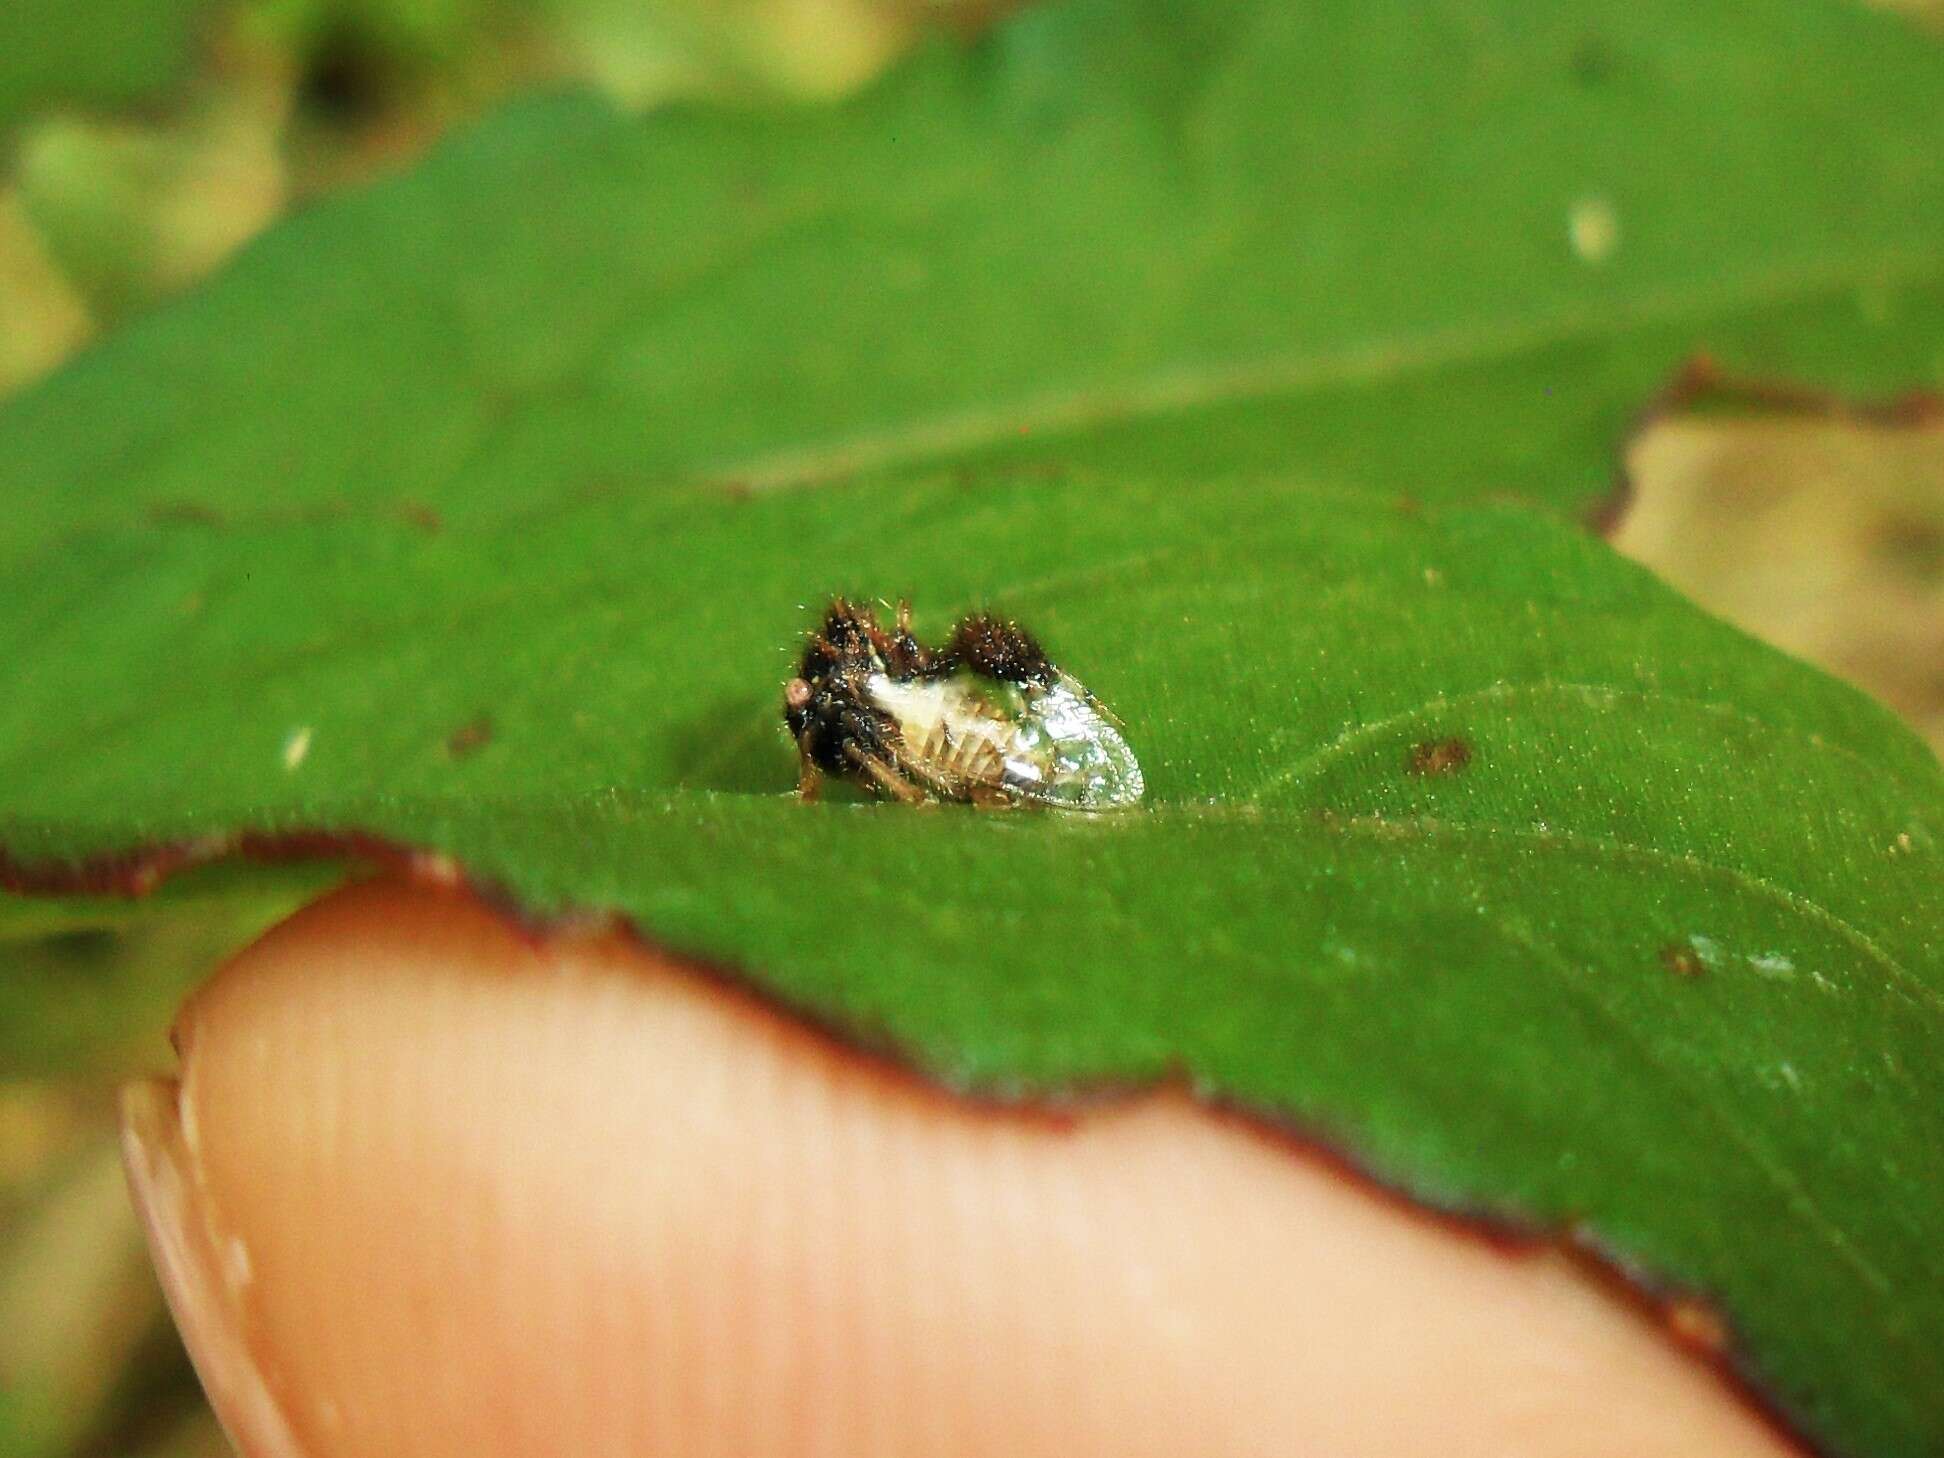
[1571,36,1616,86]
[34,927,120,964]
[1874,515,1943,581]
[1406,737,1472,775]
[446,714,494,758]
[147,501,226,529]
[1660,942,1705,978]
[299,24,399,127]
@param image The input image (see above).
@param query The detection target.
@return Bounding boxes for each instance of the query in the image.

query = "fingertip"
[124,877,1803,1458]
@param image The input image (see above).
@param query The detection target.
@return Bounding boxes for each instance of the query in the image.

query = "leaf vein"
[708,249,1943,494]
[1252,679,1939,818]
[1492,919,1896,1300]
[1327,815,1942,1014]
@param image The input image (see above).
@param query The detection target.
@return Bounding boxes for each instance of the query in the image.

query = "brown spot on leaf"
[147,500,226,528]
[1659,942,1705,978]
[1406,738,1472,776]
[399,502,442,533]
[446,715,494,759]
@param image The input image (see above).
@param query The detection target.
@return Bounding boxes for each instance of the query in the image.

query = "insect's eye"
[785,677,814,711]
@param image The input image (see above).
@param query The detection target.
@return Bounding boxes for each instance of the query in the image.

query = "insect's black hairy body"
[943,612,1057,688]
[783,598,1056,801]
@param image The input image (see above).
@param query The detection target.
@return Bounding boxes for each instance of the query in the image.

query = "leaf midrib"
[698,245,1943,494]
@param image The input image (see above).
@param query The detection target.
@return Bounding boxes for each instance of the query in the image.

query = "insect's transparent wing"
[1001,676,1145,809]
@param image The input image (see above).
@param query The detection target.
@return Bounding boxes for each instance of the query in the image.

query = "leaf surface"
[1,3,1942,1455]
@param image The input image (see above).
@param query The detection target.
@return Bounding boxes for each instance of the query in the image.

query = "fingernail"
[121,1077,309,1458]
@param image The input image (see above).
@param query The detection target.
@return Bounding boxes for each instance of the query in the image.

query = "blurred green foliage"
[0,0,955,393]
[0,869,323,1458]
[0,0,207,135]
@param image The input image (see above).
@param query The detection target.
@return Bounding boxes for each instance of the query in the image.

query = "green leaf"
[0,3,1940,1457]
[4,474,1943,1454]
[0,0,207,139]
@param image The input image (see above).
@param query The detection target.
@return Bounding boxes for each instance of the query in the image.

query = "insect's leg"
[794,727,823,803]
[836,705,886,754]
[881,596,924,675]
[844,743,928,806]
[835,702,934,804]
[968,784,1020,812]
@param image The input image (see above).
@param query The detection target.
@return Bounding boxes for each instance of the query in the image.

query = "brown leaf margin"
[1589,352,1944,538]
[3,829,1826,1455]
